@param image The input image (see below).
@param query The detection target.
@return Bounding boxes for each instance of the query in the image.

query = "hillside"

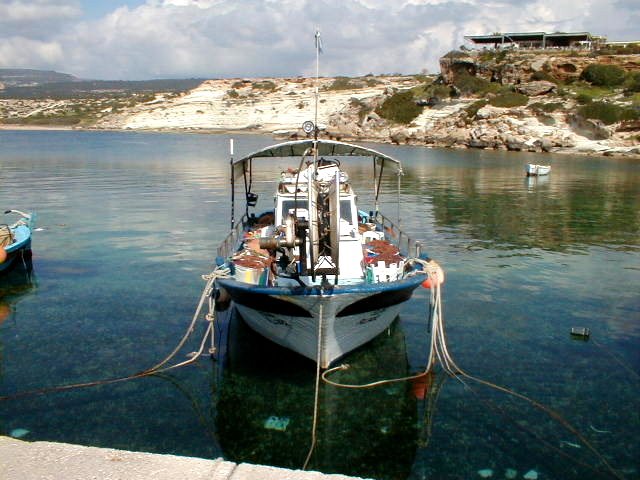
[0,68,78,88]
[1,53,639,157]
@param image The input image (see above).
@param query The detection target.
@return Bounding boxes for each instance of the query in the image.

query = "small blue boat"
[0,210,34,274]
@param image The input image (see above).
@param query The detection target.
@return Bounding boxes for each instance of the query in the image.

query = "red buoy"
[0,303,10,325]
[421,260,444,289]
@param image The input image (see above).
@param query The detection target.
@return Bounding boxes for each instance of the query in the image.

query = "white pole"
[315,29,320,138]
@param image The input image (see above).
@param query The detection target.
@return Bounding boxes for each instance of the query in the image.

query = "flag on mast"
[315,29,323,54]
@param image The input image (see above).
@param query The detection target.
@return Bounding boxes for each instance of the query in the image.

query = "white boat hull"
[217,276,424,368]
[236,300,403,368]
[525,164,551,176]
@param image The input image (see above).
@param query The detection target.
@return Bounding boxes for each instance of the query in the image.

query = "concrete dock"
[0,436,365,480]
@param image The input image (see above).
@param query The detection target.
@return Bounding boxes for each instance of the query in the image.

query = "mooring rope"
[591,338,640,382]
[425,284,623,480]
[303,302,325,470]
[0,266,230,402]
[322,259,441,388]
[320,259,623,479]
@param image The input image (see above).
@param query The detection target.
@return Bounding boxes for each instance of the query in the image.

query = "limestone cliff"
[1,51,639,158]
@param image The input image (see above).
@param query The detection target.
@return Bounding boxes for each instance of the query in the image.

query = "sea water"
[0,130,638,479]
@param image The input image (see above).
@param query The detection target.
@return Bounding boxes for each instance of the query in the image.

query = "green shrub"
[375,90,423,124]
[464,99,488,121]
[410,82,450,100]
[578,101,639,125]
[429,84,453,99]
[252,80,276,91]
[624,72,640,93]
[479,49,507,62]
[580,63,626,87]
[531,71,557,83]
[453,73,490,95]
[489,92,529,108]
[442,50,469,59]
[530,102,563,113]
[327,77,358,91]
[227,89,239,98]
[576,93,593,104]
[620,108,640,121]
[595,44,640,55]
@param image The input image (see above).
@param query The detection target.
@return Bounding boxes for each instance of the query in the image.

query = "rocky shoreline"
[2,52,639,158]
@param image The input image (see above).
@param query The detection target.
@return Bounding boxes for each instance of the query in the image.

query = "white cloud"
[0,0,81,40]
[0,0,81,21]
[0,37,65,68]
[0,0,638,79]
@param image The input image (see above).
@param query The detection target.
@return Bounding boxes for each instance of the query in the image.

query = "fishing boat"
[525,163,551,176]
[214,136,443,368]
[0,210,33,275]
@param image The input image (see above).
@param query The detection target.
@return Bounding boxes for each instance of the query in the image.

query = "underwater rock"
[478,468,493,478]
[523,469,538,480]
[263,416,290,432]
[505,468,517,479]
[9,428,30,439]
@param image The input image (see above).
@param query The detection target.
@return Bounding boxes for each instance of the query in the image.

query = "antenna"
[314,28,322,142]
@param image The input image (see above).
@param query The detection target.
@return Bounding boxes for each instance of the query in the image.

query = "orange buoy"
[0,303,10,325]
[410,373,434,400]
[0,247,7,264]
[421,260,444,289]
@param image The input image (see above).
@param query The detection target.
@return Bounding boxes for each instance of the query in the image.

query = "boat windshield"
[279,199,307,224]
[278,198,354,225]
[340,199,353,225]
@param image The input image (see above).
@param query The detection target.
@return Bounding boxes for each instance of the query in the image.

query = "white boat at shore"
[213,137,443,368]
[525,163,551,176]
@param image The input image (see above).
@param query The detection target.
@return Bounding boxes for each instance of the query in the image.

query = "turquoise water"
[0,130,638,479]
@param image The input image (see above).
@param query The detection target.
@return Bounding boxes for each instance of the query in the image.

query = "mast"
[314,28,321,145]
[230,138,234,230]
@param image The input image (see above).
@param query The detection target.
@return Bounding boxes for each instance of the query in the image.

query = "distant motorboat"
[525,164,551,176]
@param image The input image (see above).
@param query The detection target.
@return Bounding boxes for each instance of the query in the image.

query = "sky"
[0,0,639,80]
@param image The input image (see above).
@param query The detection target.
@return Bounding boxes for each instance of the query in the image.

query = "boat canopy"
[232,139,403,181]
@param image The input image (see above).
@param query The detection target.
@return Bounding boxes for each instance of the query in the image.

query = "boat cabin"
[274,161,365,280]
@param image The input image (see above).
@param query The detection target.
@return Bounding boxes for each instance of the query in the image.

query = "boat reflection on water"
[211,307,444,479]
[0,250,35,326]
[525,174,550,190]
